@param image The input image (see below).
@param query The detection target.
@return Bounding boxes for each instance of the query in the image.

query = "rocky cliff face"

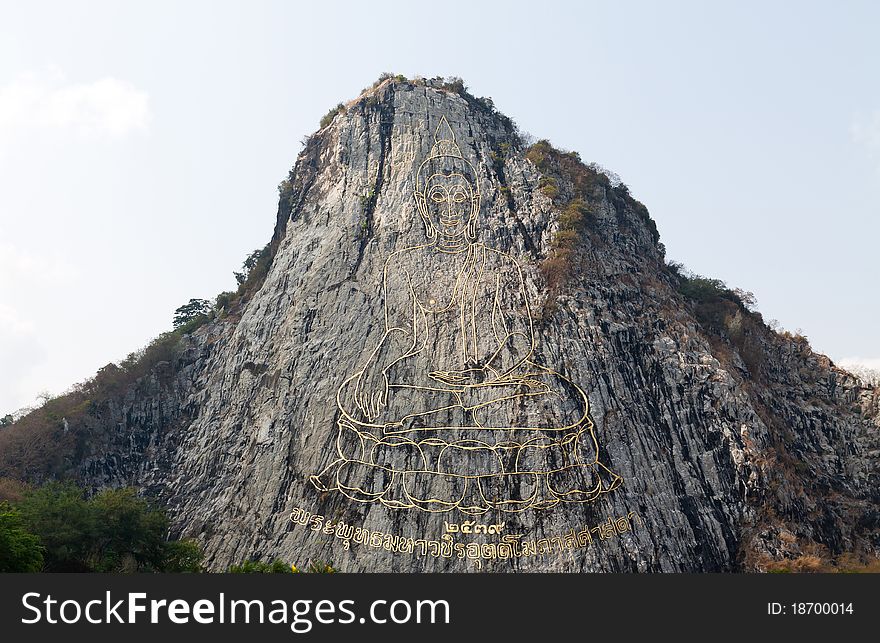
[11,77,879,571]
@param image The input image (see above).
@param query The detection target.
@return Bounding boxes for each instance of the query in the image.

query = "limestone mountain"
[2,76,878,572]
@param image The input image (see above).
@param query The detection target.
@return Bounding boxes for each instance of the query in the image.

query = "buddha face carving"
[414,119,481,248]
[421,173,476,243]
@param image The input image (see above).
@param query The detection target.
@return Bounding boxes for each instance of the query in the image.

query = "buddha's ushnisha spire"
[429,115,463,158]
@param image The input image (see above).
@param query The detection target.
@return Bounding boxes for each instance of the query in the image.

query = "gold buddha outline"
[310,116,622,515]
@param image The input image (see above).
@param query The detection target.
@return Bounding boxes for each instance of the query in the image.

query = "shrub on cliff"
[234,245,271,293]
[319,103,345,129]
[214,244,273,316]
[670,263,768,378]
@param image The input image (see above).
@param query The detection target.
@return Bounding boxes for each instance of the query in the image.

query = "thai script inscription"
[289,506,640,565]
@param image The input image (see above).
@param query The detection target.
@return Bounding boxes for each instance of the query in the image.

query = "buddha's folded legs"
[310,419,623,513]
[310,363,622,512]
[311,457,622,514]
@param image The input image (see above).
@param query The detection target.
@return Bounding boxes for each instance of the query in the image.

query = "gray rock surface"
[65,78,878,571]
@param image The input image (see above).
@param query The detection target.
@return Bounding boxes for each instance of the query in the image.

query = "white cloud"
[0,67,150,141]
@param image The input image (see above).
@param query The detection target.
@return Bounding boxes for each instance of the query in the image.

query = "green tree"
[89,488,169,572]
[0,414,13,428]
[17,483,95,571]
[16,483,205,572]
[172,298,212,330]
[0,502,43,572]
[162,539,204,573]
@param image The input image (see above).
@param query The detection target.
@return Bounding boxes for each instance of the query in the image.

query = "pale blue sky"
[1,0,878,412]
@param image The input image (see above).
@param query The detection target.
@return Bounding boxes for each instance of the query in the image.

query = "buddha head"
[414,117,481,248]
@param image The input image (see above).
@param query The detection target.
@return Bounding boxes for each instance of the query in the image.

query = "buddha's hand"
[354,366,389,421]
[429,367,492,387]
